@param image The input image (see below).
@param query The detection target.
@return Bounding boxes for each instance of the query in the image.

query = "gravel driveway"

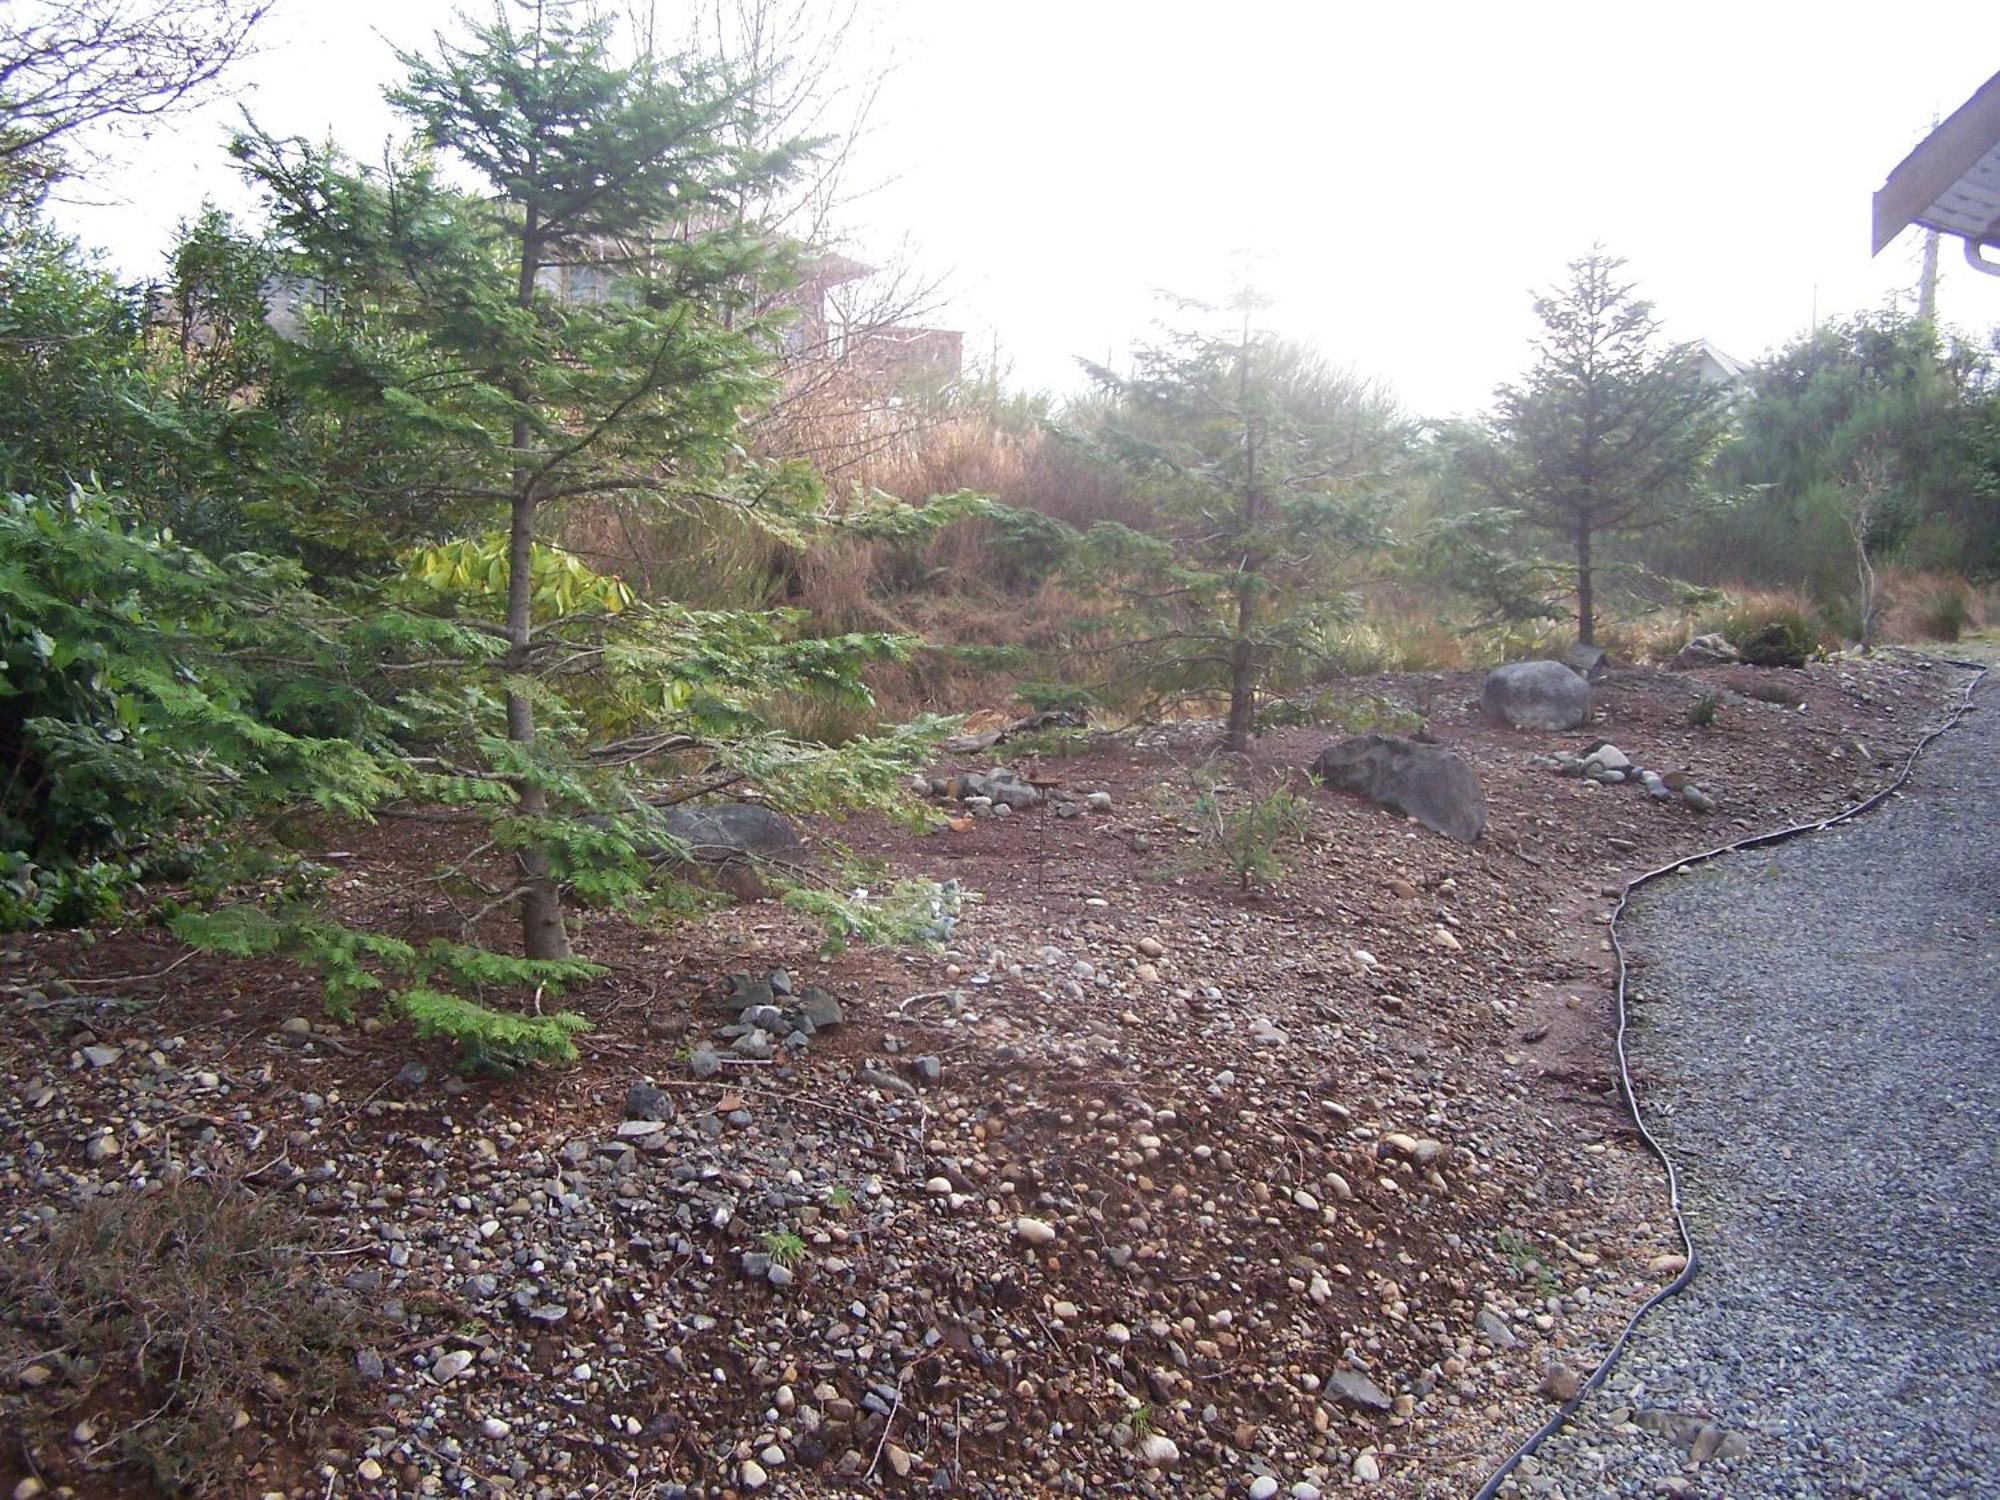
[1515,667,1998,1499]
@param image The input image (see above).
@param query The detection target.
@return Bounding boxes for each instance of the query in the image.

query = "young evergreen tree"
[0,5,959,1067]
[1075,308,1401,751]
[238,1,819,962]
[1465,252,1729,644]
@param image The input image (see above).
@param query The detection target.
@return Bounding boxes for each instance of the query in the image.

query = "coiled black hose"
[1471,656,1990,1500]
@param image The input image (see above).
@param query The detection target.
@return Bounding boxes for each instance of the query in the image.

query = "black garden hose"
[1471,656,1990,1500]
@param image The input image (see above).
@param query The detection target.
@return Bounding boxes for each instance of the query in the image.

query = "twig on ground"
[63,951,199,988]
[866,1372,905,1479]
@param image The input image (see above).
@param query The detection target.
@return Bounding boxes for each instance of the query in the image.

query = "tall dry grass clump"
[1878,567,1987,643]
[787,403,1149,715]
[560,396,1152,722]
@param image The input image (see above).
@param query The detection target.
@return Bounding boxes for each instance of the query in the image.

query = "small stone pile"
[693,969,846,1073]
[919,766,1114,821]
[1532,742,1717,812]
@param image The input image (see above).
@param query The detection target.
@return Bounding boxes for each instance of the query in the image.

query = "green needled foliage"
[0,488,399,928]
[0,5,963,1069]
[1687,313,2000,598]
[228,0,885,971]
[1068,308,1402,749]
[1455,251,1731,646]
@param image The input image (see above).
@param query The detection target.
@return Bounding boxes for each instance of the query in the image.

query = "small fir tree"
[1465,252,1729,644]
[1074,305,1400,751]
[7,1,956,1064]
[235,1,829,963]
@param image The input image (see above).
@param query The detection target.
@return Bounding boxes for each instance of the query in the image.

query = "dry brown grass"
[1878,567,1989,643]
[559,500,790,609]
[568,409,1989,724]
[786,407,1148,718]
[0,1174,377,1496]
[1596,612,1700,665]
[1695,586,1831,640]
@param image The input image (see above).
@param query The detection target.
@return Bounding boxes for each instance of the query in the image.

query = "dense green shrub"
[1726,604,1819,668]
[0,488,394,928]
[1664,314,2000,599]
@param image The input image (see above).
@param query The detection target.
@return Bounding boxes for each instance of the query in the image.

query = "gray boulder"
[1481,660,1592,731]
[655,803,804,864]
[586,804,805,896]
[1561,643,1611,681]
[959,769,1042,811]
[1311,733,1486,844]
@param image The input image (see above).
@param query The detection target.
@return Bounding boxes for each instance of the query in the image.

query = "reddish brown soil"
[0,653,1961,1499]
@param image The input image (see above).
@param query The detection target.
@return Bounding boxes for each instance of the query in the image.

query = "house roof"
[1694,339,1751,384]
[1872,70,2000,256]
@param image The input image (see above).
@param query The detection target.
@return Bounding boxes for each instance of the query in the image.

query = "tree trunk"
[1574,517,1596,646]
[505,482,570,961]
[1224,334,1260,754]
[506,210,571,961]
[1855,531,1877,655]
[1225,581,1256,754]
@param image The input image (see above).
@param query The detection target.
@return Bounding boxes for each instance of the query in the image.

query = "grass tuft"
[0,1174,377,1496]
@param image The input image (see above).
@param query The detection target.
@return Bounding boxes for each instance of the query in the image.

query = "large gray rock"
[585,804,805,895]
[958,769,1042,811]
[654,803,804,864]
[1561,643,1611,681]
[1311,733,1487,844]
[1481,660,1592,731]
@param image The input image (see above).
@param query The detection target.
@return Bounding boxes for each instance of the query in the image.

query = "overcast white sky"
[51,0,2000,418]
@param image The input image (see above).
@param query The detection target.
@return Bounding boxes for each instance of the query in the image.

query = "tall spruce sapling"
[0,6,967,1066]
[1073,302,1400,751]
[148,2,952,1063]
[236,0,831,964]
[1461,251,1729,645]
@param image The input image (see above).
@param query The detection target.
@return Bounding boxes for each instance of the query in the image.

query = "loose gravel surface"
[1517,666,1998,1500]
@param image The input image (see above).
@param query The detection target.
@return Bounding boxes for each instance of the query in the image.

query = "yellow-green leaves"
[402,536,634,622]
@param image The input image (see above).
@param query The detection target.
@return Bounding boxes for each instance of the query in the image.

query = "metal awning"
[1873,69,2000,274]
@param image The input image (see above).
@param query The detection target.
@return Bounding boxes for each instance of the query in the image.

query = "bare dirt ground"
[0,652,1960,1500]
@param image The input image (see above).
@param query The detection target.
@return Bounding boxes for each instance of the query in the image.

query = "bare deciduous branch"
[1,0,271,177]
